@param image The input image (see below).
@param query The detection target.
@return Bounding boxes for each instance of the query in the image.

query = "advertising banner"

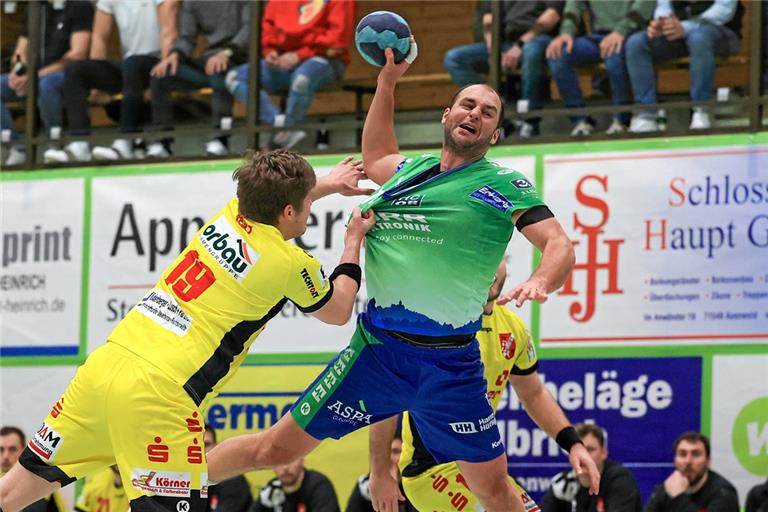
[711,355,768,505]
[0,179,84,355]
[496,357,701,502]
[542,147,768,345]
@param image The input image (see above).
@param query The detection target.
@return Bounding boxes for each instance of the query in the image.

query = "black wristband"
[330,263,362,291]
[556,426,583,452]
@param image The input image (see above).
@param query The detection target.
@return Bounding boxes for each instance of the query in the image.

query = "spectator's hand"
[661,16,685,41]
[546,34,573,59]
[275,52,299,70]
[378,35,417,88]
[569,443,600,495]
[369,466,405,512]
[647,19,663,39]
[151,53,179,78]
[206,51,231,75]
[497,277,548,307]
[664,470,690,498]
[328,156,375,196]
[265,50,280,68]
[8,72,28,94]
[599,32,624,59]
[346,207,376,243]
[501,44,523,72]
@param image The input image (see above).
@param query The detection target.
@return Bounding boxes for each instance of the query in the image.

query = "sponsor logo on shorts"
[478,412,497,431]
[491,438,503,449]
[449,422,478,434]
[29,422,63,461]
[300,402,311,415]
[300,268,320,298]
[327,400,372,426]
[199,217,258,281]
[200,472,209,498]
[136,289,192,336]
[470,185,513,213]
[131,469,192,497]
[310,347,355,404]
[176,500,190,512]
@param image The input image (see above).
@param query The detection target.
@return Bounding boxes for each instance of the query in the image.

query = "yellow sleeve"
[285,247,333,312]
[75,480,93,512]
[494,305,538,374]
[51,491,69,512]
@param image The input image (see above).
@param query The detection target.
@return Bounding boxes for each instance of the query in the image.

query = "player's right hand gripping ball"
[355,11,412,67]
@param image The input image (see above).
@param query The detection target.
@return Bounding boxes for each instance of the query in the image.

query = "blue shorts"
[290,315,504,464]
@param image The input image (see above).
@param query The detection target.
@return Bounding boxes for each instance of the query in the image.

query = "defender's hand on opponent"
[329,156,376,196]
[378,36,418,87]
[346,207,376,243]
[570,443,601,495]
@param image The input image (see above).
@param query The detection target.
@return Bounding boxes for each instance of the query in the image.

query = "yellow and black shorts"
[20,342,209,511]
[402,462,540,512]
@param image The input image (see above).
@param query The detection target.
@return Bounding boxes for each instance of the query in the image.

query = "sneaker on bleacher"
[605,119,628,135]
[146,141,171,159]
[44,141,91,164]
[689,107,711,130]
[629,116,659,133]
[92,139,135,161]
[271,114,306,150]
[4,145,26,166]
[205,137,230,156]
[570,120,594,137]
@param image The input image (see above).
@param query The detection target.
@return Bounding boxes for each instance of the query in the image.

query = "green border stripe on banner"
[79,176,92,356]
[700,355,713,436]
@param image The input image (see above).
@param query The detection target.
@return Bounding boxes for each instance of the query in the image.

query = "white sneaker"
[689,108,711,130]
[44,141,91,163]
[629,116,659,133]
[516,121,536,139]
[605,119,627,135]
[4,145,26,166]
[570,120,594,137]
[146,142,171,159]
[205,138,229,156]
[92,138,134,161]
[273,130,307,149]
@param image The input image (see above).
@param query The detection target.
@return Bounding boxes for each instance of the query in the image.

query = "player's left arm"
[499,214,574,307]
[509,372,600,495]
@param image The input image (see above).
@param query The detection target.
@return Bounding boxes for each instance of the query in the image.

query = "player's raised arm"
[362,38,417,186]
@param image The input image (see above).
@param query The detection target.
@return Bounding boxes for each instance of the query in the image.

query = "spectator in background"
[148,1,250,158]
[644,432,739,512]
[252,458,340,512]
[74,466,128,512]
[443,1,565,138]
[541,423,642,512]
[204,425,252,512]
[626,0,743,132]
[0,426,67,512]
[43,0,169,164]
[225,0,356,150]
[1,0,92,166]
[746,479,768,512]
[346,432,417,512]
[546,0,654,136]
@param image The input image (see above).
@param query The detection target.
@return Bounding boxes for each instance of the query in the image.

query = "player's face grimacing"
[442,84,502,153]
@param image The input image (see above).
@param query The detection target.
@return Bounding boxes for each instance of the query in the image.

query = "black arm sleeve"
[515,205,555,231]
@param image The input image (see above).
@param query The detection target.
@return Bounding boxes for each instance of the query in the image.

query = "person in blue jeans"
[443,1,564,138]
[1,0,92,166]
[625,0,742,133]
[226,0,355,150]
[546,0,654,137]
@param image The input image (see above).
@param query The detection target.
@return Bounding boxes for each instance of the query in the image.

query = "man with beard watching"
[252,458,339,512]
[644,432,738,512]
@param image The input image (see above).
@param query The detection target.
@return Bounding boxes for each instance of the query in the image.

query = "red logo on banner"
[559,175,625,322]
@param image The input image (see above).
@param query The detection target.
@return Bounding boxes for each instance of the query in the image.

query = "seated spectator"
[43,0,168,164]
[148,0,250,158]
[204,425,252,512]
[74,465,128,512]
[746,478,768,512]
[225,0,355,150]
[644,432,739,512]
[541,423,642,512]
[626,0,743,132]
[346,432,417,512]
[1,0,92,166]
[443,0,564,138]
[546,0,654,136]
[0,426,67,512]
[252,458,340,512]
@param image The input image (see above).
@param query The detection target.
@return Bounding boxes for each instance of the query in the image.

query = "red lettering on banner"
[669,177,686,207]
[560,175,625,322]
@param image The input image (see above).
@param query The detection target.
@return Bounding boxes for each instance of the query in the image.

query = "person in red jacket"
[226,0,356,149]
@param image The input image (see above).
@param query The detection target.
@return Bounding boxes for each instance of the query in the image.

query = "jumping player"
[206,40,599,512]
[0,151,375,512]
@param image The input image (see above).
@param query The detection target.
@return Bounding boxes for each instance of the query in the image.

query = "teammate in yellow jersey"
[75,466,128,512]
[368,261,591,512]
[0,151,375,512]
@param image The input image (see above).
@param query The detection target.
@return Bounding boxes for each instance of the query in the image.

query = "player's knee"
[474,478,523,511]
